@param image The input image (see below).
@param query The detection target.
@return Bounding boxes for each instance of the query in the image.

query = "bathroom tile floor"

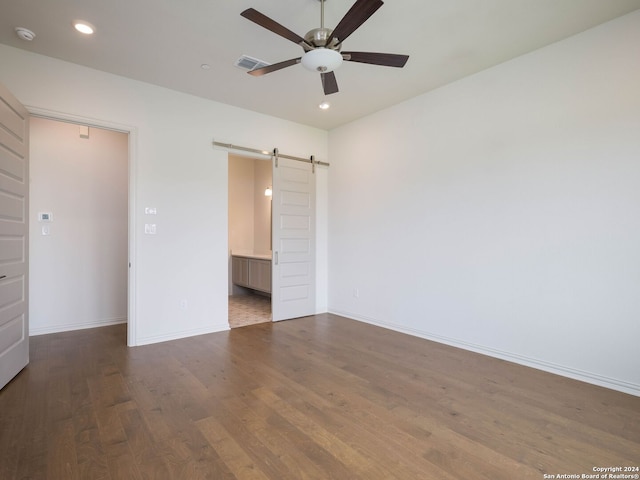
[228,293,271,328]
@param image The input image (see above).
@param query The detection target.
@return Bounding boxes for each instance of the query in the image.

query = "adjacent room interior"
[228,153,273,328]
[0,1,639,478]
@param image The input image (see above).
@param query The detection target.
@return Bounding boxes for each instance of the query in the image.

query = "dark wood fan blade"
[241,8,309,47]
[326,0,384,46]
[248,58,301,77]
[321,71,339,95]
[342,51,409,68]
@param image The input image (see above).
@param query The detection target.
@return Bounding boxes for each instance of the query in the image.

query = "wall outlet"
[180,300,188,311]
[353,288,359,298]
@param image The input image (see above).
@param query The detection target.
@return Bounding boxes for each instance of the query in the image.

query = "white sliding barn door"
[271,156,315,321]
[0,82,29,390]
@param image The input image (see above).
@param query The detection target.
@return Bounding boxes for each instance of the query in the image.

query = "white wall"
[328,11,640,396]
[29,118,128,334]
[253,159,272,254]
[0,44,328,345]
[228,155,256,257]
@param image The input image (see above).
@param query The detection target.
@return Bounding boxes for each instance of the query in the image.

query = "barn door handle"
[274,252,278,265]
[0,275,6,280]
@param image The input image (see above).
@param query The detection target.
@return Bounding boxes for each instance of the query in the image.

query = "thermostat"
[38,212,53,222]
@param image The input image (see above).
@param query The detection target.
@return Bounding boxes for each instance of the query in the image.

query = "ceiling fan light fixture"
[301,48,342,73]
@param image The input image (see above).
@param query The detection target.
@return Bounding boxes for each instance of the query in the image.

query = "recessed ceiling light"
[73,21,95,35]
[201,64,211,70]
[319,101,330,110]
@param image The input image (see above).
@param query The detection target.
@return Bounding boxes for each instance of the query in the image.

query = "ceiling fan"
[240,0,409,95]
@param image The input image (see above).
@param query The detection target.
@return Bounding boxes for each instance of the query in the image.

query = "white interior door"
[271,156,315,321]
[0,82,29,390]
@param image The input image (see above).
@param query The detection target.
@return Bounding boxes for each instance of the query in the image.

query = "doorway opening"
[29,116,131,340]
[227,153,273,328]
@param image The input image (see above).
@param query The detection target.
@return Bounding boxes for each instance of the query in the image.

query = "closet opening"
[29,117,130,338]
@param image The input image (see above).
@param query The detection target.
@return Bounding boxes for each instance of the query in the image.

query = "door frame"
[26,106,139,346]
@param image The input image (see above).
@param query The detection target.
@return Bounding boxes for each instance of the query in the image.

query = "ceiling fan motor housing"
[303,28,341,51]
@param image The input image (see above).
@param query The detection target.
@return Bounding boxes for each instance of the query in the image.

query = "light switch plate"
[144,224,157,235]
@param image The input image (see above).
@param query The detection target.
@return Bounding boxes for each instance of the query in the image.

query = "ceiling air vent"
[235,55,270,72]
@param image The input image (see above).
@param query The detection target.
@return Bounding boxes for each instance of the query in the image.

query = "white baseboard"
[30,317,230,347]
[329,309,640,397]
[29,317,127,336]
[133,323,230,346]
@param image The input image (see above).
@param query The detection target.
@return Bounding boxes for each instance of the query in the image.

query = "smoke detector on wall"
[15,27,36,41]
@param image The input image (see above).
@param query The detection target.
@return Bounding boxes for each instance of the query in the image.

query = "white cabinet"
[248,258,271,293]
[232,256,249,287]
[232,255,271,294]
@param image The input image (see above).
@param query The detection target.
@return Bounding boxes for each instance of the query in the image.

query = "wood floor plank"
[290,376,517,480]
[264,317,640,474]
[46,418,80,480]
[0,371,28,479]
[1,316,638,479]
[254,385,435,480]
[215,332,445,478]
[124,366,237,479]
[197,415,273,480]
[74,424,110,480]
[236,339,525,479]
[102,438,144,480]
[252,390,375,479]
[11,341,50,479]
[220,393,331,480]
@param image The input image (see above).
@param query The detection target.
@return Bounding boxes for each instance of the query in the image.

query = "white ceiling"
[1,0,639,130]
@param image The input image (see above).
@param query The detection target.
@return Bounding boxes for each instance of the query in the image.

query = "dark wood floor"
[1,314,638,479]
